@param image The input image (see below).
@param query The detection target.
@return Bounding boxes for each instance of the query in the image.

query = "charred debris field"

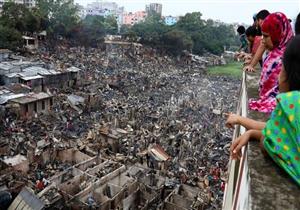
[0,44,240,209]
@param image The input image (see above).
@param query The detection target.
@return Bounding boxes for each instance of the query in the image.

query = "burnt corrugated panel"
[8,187,44,210]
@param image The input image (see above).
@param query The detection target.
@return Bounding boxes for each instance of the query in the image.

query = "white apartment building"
[145,3,162,17]
[85,1,124,26]
[0,0,35,13]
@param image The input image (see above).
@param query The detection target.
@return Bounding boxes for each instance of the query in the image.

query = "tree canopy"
[125,12,239,55]
[0,2,239,54]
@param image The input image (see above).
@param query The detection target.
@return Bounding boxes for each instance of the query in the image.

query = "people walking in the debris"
[243,9,270,72]
[237,26,248,52]
[249,12,294,113]
[226,35,300,186]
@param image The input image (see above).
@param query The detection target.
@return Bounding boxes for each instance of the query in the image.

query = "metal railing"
[223,71,250,210]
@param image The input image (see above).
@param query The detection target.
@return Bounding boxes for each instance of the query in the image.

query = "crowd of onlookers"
[226,10,300,186]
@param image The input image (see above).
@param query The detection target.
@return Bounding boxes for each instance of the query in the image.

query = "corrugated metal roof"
[0,63,15,71]
[21,75,44,81]
[0,93,26,105]
[22,36,36,40]
[10,92,53,104]
[0,49,12,53]
[8,187,44,210]
[66,66,81,72]
[149,145,170,162]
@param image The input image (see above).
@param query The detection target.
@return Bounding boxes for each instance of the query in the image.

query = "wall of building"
[164,202,187,210]
[57,149,92,165]
[75,156,104,172]
[18,98,52,119]
[20,78,43,92]
[0,52,10,62]
[89,164,126,185]
[123,11,147,26]
[99,133,120,152]
[2,76,20,86]
[75,183,111,210]
[59,174,92,197]
[164,16,177,26]
[85,1,124,27]
[146,3,162,16]
[50,168,83,185]
[8,158,29,174]
[171,194,193,209]
[122,189,140,210]
[43,72,77,89]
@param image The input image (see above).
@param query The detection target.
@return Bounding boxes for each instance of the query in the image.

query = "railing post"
[223,71,249,210]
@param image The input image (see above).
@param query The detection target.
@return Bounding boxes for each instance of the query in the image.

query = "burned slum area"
[0,39,239,210]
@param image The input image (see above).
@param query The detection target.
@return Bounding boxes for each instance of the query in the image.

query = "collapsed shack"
[8,92,53,119]
[0,40,239,209]
[163,184,210,210]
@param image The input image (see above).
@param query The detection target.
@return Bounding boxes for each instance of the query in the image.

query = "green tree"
[132,13,169,46]
[0,25,22,50]
[0,2,29,32]
[71,15,107,47]
[177,12,205,33]
[162,29,193,55]
[104,15,118,35]
[24,9,42,33]
[36,0,79,37]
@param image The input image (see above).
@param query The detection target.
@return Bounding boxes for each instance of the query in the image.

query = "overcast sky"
[74,0,300,24]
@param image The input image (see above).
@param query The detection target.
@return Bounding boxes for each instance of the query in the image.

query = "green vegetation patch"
[207,62,243,78]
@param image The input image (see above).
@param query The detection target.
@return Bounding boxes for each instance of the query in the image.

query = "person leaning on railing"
[248,12,294,113]
[225,35,300,186]
[243,9,270,72]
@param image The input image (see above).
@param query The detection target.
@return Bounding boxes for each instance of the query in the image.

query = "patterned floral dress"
[249,12,294,113]
[263,91,300,186]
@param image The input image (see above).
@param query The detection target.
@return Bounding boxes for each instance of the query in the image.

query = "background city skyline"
[75,0,300,24]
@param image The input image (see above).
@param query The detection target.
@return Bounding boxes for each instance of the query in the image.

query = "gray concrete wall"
[164,202,187,210]
[57,149,92,165]
[245,71,300,209]
[17,98,52,119]
[50,168,83,185]
[75,156,104,172]
[171,194,193,209]
[122,189,138,210]
[59,174,92,197]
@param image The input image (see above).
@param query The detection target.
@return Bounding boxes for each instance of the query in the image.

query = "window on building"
[25,104,28,114]
[34,102,37,112]
[42,101,45,110]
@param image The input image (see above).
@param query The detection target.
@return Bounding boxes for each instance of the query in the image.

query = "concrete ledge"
[246,71,300,209]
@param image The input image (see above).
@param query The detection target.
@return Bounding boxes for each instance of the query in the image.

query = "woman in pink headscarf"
[249,12,294,113]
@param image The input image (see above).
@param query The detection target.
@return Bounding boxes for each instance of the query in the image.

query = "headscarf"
[261,12,293,48]
[262,91,300,186]
[249,12,294,113]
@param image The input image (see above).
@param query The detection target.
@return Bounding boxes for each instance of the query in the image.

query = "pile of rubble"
[0,41,239,210]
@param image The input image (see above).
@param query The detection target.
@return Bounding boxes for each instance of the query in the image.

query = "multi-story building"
[23,0,35,8]
[123,11,147,26]
[85,1,124,27]
[145,3,162,17]
[76,3,86,19]
[0,0,35,13]
[164,15,178,26]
